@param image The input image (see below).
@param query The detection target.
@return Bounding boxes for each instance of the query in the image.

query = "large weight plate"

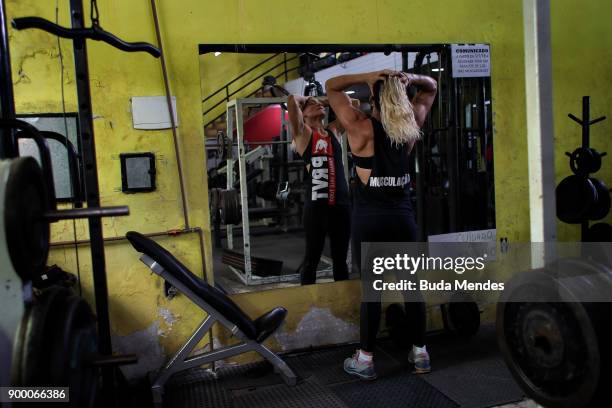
[556,175,597,224]
[18,286,71,386]
[48,294,98,407]
[497,261,612,408]
[4,157,50,281]
[220,189,241,225]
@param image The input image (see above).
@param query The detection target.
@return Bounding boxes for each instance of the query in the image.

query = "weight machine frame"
[224,97,346,285]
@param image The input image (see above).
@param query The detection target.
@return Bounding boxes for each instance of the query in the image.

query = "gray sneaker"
[408,348,431,374]
[344,352,377,380]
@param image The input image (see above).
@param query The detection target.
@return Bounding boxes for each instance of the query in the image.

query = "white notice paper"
[450,44,491,78]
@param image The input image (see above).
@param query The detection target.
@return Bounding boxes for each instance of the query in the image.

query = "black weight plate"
[556,175,597,224]
[569,148,600,175]
[499,300,600,408]
[4,157,50,281]
[585,223,612,242]
[47,294,97,407]
[66,324,98,408]
[221,189,241,225]
[497,262,612,408]
[10,303,32,385]
[588,178,610,221]
[49,295,82,384]
[19,286,71,386]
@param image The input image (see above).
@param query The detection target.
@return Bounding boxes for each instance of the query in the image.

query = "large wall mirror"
[199,44,496,294]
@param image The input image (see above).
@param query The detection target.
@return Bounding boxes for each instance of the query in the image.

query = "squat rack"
[1,0,161,403]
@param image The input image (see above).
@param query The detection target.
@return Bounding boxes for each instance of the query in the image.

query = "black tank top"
[300,129,350,207]
[353,117,412,211]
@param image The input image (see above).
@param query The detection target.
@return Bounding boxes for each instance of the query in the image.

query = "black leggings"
[301,204,351,285]
[352,210,426,352]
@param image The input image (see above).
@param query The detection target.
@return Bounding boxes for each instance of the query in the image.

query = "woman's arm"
[287,94,310,138]
[325,72,390,133]
[325,97,360,136]
[403,73,437,127]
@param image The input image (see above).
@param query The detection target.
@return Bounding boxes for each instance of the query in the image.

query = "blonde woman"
[287,95,351,285]
[326,70,437,379]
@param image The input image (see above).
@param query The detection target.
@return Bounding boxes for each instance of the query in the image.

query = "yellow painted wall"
[6,0,612,378]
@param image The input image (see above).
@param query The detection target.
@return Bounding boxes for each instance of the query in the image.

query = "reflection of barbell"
[218,188,291,225]
[210,140,294,148]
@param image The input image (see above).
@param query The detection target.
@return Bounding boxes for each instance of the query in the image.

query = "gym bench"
[126,231,297,404]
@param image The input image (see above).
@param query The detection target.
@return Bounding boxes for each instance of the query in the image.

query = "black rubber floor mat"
[217,360,310,390]
[164,377,232,408]
[420,357,524,408]
[285,344,404,386]
[330,372,458,408]
[232,380,348,408]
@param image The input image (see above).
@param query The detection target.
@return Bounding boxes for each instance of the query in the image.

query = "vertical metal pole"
[580,96,590,240]
[523,0,557,267]
[448,78,460,232]
[226,104,235,250]
[283,53,288,82]
[0,0,18,157]
[408,51,426,240]
[279,103,287,183]
[581,96,590,148]
[69,0,114,401]
[235,101,252,283]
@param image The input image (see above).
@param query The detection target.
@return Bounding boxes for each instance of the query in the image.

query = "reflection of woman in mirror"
[326,70,437,379]
[287,94,351,285]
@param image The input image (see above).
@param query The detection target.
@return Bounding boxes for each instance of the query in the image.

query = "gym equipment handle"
[12,17,160,58]
[43,205,129,221]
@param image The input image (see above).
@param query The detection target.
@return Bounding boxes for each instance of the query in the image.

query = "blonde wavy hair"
[374,77,422,146]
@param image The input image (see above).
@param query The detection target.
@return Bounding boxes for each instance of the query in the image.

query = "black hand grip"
[12,17,160,58]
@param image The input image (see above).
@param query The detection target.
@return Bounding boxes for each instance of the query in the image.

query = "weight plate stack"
[13,286,98,408]
[49,295,98,408]
[16,286,72,386]
[556,175,597,224]
[220,189,241,225]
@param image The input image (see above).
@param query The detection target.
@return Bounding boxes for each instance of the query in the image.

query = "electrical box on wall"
[120,153,156,193]
[131,96,179,130]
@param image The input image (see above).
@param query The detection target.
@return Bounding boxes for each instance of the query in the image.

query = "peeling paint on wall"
[158,307,177,326]
[113,322,165,381]
[274,307,359,351]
